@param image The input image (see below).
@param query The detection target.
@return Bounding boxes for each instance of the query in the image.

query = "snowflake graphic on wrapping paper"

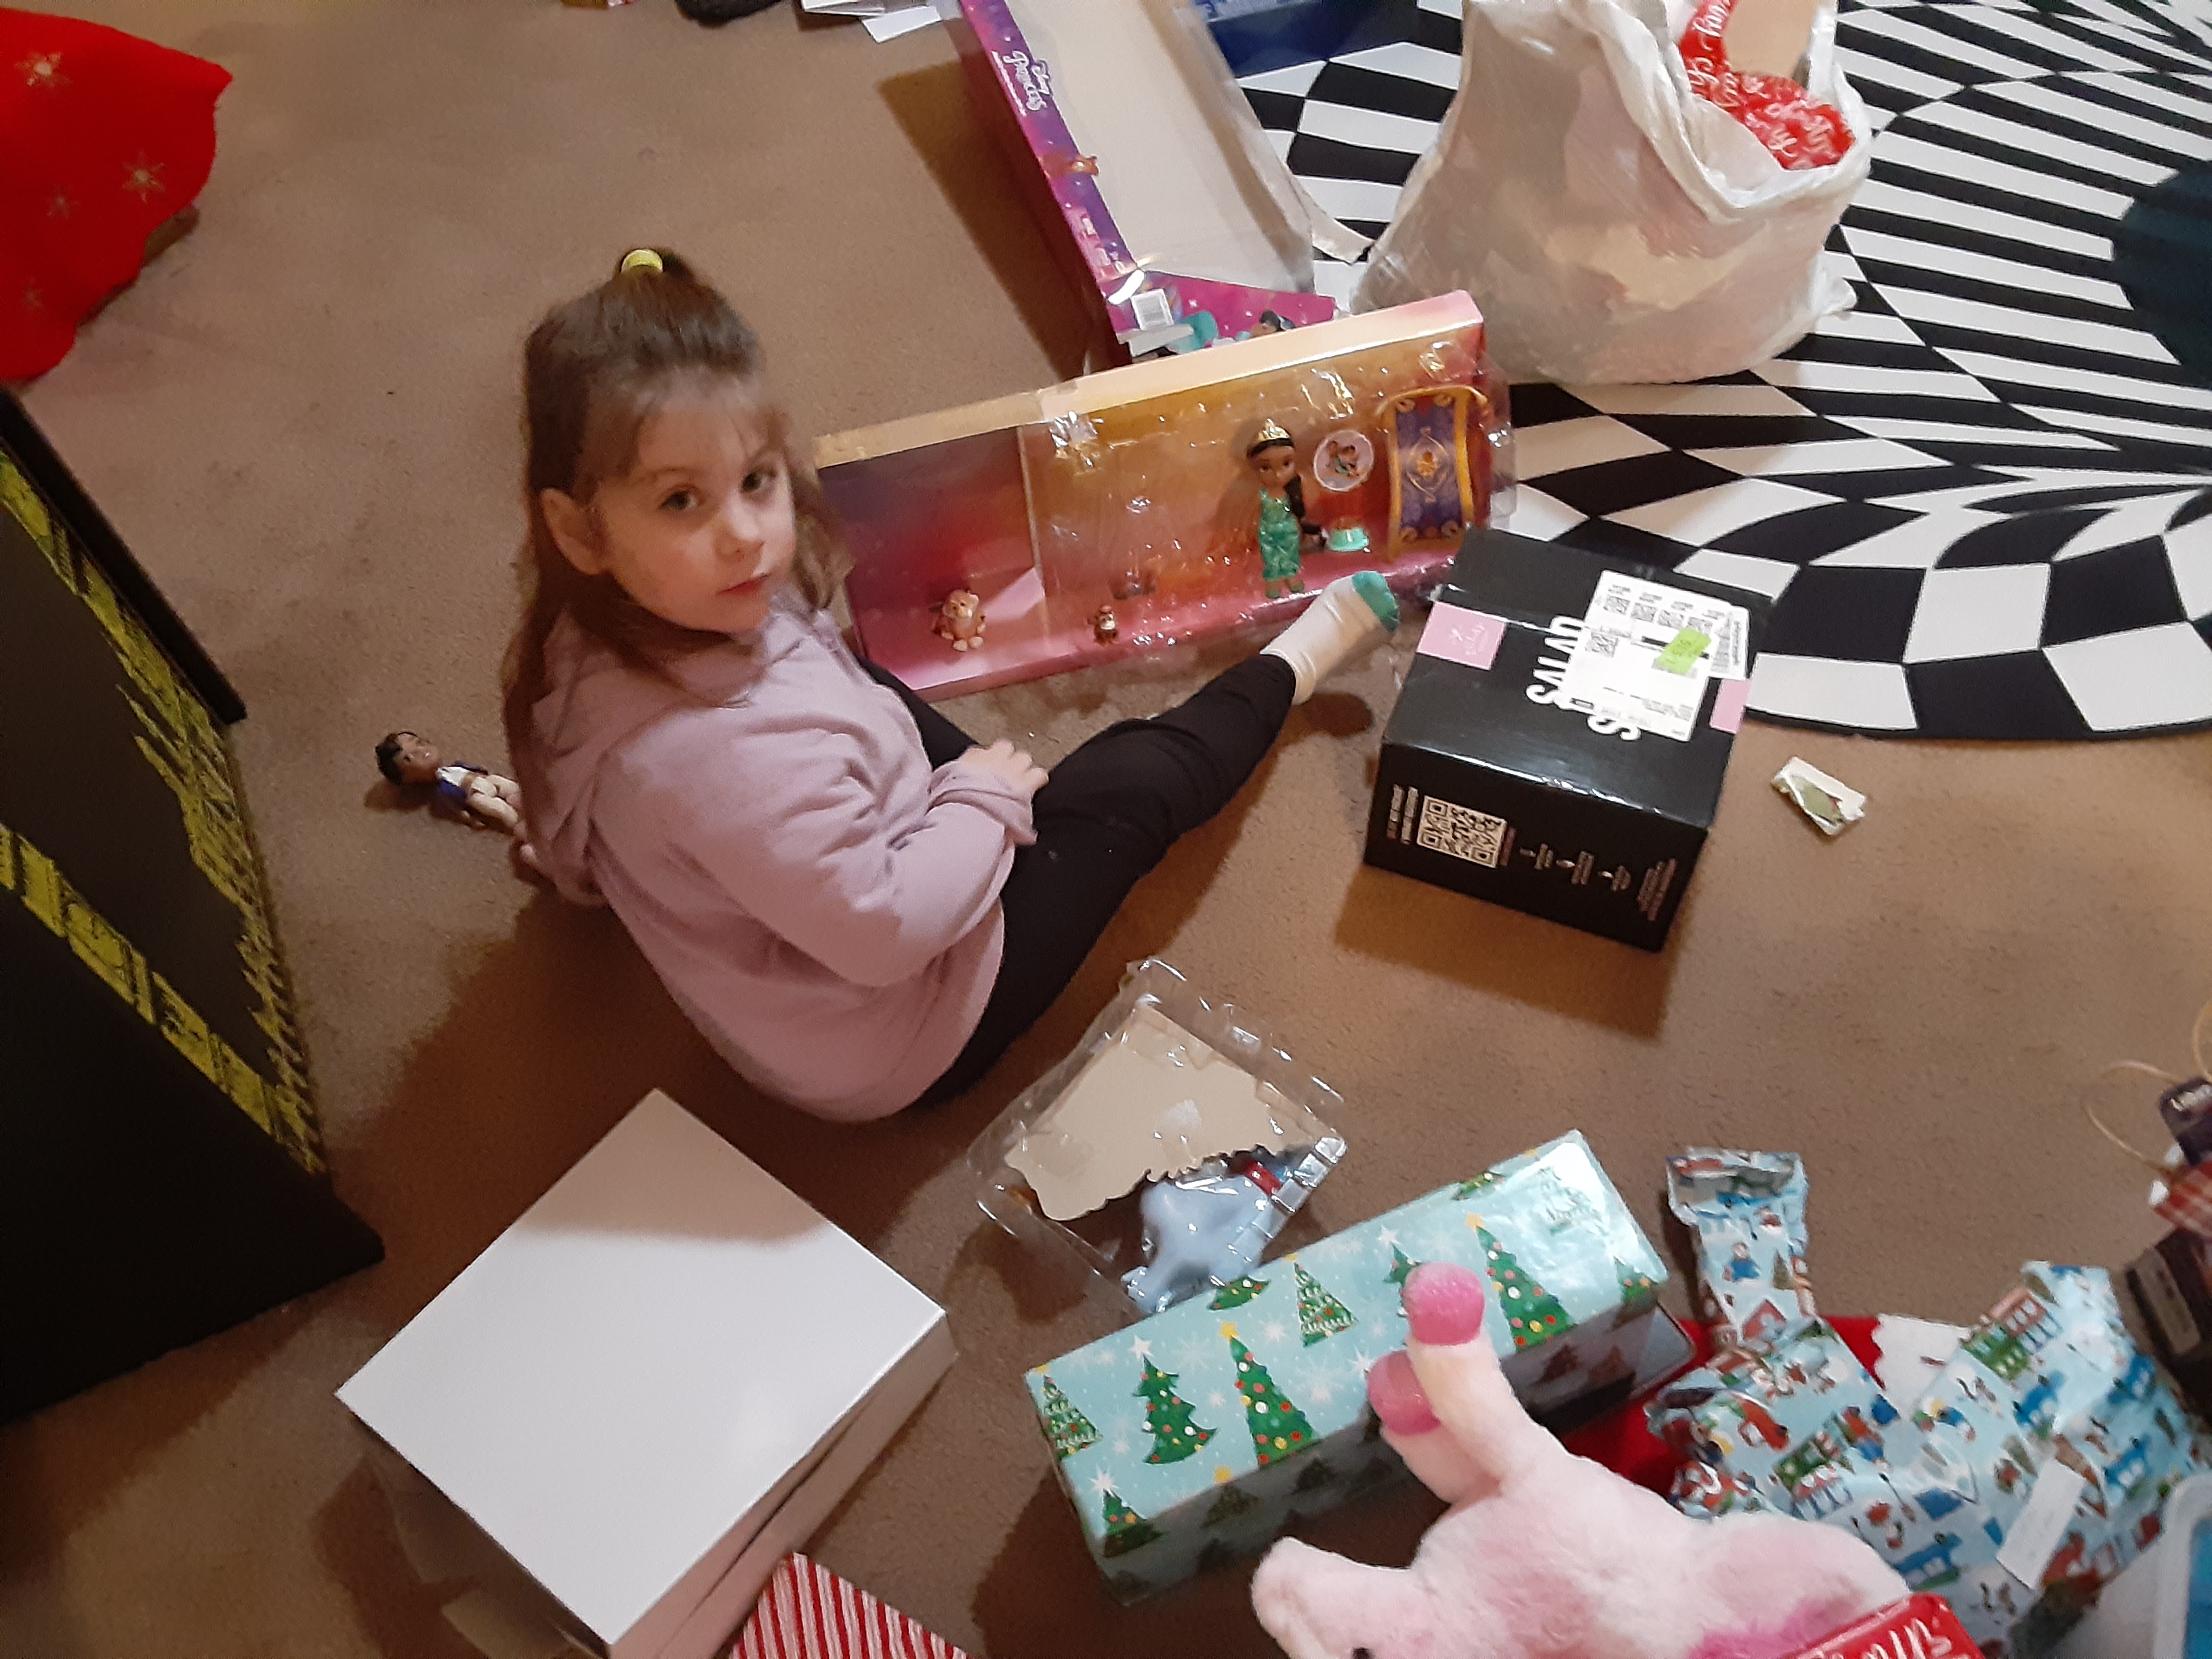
[1089,1468,1116,1496]
[1352,1345,1380,1376]
[1208,1390,1229,1410]
[1309,1379,1338,1407]
[1173,1340,1214,1377]
[1261,1318,1293,1347]
[1111,1437,1132,1457]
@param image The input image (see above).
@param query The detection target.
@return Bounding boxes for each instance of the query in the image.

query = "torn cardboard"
[1006,1003,1315,1221]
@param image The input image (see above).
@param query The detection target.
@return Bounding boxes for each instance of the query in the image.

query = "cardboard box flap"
[815,292,1482,470]
[961,0,1311,295]
[1436,532,1757,642]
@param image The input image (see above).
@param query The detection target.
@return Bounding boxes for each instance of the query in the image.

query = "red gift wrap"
[731,1554,971,1659]
[1,8,232,381]
[1784,1595,1983,1659]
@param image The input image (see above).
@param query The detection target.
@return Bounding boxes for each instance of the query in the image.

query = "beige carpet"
[5,1,2211,1655]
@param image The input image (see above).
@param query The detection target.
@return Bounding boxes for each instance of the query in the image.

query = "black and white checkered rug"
[1241,0,2212,737]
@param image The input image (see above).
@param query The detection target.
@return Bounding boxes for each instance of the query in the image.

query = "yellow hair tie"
[620,248,664,274]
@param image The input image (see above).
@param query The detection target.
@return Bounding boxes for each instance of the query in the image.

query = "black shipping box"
[1366,529,1769,950]
[1,392,382,1420]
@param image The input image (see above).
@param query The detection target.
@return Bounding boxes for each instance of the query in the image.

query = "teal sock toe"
[1350,571,1399,632]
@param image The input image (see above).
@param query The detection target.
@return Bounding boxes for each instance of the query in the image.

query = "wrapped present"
[1782,1595,1982,1659]
[1652,1316,1896,1520]
[1654,1265,2212,1659]
[1029,1130,1689,1599]
[1666,1147,1816,1349]
[731,1554,969,1659]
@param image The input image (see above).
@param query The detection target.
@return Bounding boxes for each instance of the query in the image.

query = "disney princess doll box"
[816,291,1508,699]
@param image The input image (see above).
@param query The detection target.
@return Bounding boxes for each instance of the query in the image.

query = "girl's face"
[544,383,798,636]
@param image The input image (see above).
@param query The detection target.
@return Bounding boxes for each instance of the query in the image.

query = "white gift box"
[337,1091,955,1659]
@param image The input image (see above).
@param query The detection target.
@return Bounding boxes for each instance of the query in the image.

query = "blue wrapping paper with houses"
[1027,1131,1679,1600]
[1650,1265,2212,1659]
[1665,1149,1817,1349]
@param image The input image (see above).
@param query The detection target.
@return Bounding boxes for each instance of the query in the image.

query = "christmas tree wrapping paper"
[1027,1130,1684,1600]
[1650,1265,2212,1659]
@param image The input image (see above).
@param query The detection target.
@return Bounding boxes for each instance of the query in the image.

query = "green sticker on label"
[1654,628,1711,675]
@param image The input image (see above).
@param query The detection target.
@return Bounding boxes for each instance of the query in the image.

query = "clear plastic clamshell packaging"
[817,293,1511,701]
[971,960,1347,1316]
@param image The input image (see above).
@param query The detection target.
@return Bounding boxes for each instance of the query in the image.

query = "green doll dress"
[1258,488,1305,594]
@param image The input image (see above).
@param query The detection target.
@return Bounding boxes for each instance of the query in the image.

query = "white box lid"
[336,1091,947,1651]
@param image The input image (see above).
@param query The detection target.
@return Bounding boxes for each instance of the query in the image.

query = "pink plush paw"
[1366,1349,1440,1435]
[1403,1262,1488,1347]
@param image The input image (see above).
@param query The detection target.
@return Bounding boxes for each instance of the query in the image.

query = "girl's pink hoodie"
[525,598,1033,1120]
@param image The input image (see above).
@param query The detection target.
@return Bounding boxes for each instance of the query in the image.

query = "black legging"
[861,656,1296,1105]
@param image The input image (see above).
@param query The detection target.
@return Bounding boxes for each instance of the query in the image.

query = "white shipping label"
[1995,1461,2089,1587]
[1555,575,1752,743]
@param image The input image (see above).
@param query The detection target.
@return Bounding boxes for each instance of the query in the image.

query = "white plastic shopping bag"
[1356,0,1871,384]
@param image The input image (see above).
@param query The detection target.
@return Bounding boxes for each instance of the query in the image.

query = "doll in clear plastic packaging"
[1246,419,1319,600]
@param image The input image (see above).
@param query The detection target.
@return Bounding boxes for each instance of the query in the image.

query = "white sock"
[1263,572,1401,704]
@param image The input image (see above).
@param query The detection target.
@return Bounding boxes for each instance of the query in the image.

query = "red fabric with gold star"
[0,9,230,382]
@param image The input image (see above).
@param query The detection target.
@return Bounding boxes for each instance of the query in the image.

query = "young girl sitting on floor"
[506,249,1399,1122]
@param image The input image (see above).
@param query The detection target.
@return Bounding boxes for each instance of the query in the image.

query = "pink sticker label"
[1418,604,1507,672]
[1710,677,1748,733]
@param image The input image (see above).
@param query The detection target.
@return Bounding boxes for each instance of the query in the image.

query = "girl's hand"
[957,739,1048,797]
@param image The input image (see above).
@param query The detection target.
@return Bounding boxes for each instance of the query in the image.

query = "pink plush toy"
[1252,1263,1906,1659]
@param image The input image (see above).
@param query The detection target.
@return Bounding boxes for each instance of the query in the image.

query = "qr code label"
[1416,797,1507,867]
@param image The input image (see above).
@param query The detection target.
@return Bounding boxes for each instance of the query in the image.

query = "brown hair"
[499,249,847,804]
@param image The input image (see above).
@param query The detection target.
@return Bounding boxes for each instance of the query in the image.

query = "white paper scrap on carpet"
[1772,756,1866,836]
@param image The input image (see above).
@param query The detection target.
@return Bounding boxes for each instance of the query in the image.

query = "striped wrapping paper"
[729,1555,971,1659]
